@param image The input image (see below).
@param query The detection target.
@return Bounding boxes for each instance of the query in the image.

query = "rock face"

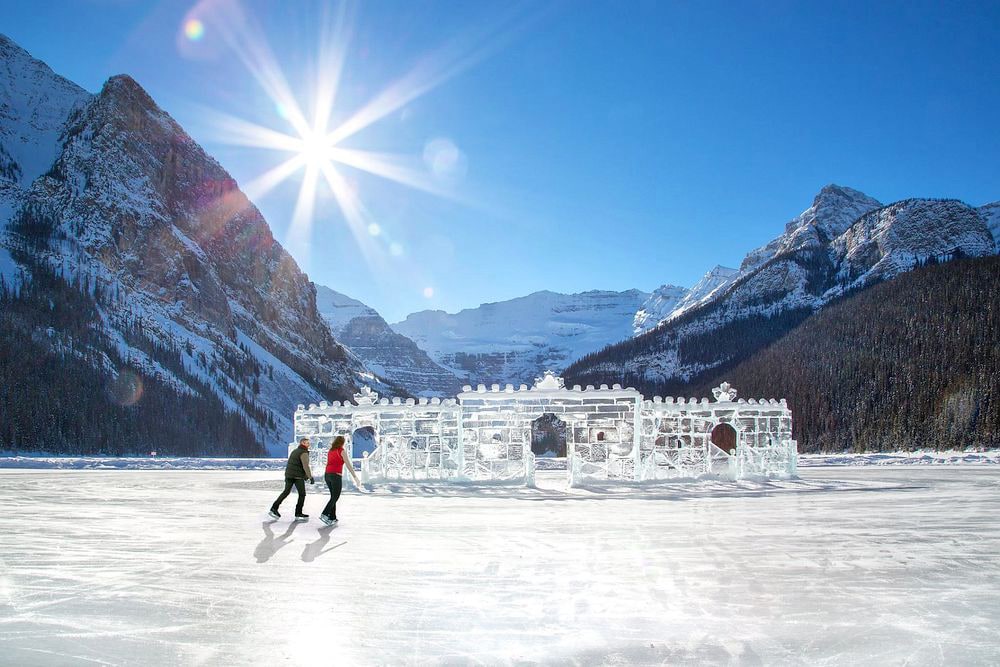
[662,265,740,325]
[978,202,1000,252]
[566,185,997,390]
[632,284,687,335]
[392,289,651,388]
[740,185,884,274]
[0,34,381,455]
[316,285,462,396]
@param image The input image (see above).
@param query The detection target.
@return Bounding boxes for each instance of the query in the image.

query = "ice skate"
[294,513,309,522]
[267,508,280,520]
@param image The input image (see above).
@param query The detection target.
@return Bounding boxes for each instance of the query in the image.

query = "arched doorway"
[710,423,738,454]
[351,426,377,459]
[531,413,568,457]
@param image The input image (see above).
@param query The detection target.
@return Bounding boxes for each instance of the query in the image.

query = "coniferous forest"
[572,256,999,452]
[0,253,267,457]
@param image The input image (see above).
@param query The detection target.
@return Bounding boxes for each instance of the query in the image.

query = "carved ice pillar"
[632,394,642,481]
[524,446,535,487]
[455,401,467,480]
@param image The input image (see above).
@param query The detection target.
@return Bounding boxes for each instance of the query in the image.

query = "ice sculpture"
[293,373,797,486]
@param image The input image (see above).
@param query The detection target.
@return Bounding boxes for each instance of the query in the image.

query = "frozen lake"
[1,467,997,665]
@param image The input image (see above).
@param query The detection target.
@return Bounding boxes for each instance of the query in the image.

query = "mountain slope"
[0,35,376,455]
[316,285,462,396]
[566,186,997,391]
[740,184,883,275]
[0,34,89,189]
[315,284,378,331]
[979,202,1000,252]
[393,289,650,387]
[661,265,739,325]
[686,255,1000,451]
[632,283,687,335]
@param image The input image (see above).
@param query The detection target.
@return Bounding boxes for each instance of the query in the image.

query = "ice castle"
[293,372,797,486]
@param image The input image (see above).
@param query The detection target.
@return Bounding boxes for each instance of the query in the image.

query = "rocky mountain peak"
[792,184,882,237]
[633,283,687,335]
[740,184,882,274]
[0,34,90,187]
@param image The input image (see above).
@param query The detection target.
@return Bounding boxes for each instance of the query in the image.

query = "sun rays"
[181,0,537,282]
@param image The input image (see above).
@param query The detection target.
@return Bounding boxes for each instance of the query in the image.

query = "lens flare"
[184,19,205,41]
[423,286,434,298]
[109,370,144,406]
[423,137,467,180]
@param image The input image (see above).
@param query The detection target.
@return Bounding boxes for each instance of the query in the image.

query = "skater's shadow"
[301,526,347,562]
[254,521,301,563]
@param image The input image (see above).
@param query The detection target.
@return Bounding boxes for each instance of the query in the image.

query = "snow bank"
[0,456,284,470]
[2,450,996,471]
[799,450,1000,466]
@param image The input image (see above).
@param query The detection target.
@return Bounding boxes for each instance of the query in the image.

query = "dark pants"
[322,473,342,520]
[272,477,306,515]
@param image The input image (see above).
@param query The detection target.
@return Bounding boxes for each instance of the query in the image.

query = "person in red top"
[320,435,361,526]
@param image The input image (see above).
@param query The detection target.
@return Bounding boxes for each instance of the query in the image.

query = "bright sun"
[188,1,535,293]
[298,132,332,170]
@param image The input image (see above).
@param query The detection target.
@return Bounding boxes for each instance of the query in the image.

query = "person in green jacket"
[268,437,314,521]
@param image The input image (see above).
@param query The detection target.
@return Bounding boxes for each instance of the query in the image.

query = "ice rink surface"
[1,467,998,666]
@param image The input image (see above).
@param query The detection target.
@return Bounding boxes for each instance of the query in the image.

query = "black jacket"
[284,445,313,480]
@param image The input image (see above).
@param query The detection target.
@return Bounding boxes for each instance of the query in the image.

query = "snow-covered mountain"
[315,285,462,396]
[392,289,650,387]
[664,266,740,325]
[567,185,997,388]
[629,187,880,336]
[0,37,89,190]
[632,284,686,335]
[0,34,90,284]
[740,184,884,274]
[314,285,379,331]
[0,34,384,455]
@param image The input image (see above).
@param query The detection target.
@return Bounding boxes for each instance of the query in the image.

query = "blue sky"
[4,0,999,322]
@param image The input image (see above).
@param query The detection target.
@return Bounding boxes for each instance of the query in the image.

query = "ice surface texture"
[0,467,998,665]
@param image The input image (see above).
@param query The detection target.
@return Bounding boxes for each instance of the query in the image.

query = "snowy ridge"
[315,284,378,333]
[740,185,883,274]
[629,187,881,336]
[830,198,995,290]
[632,283,686,335]
[393,289,651,387]
[316,284,463,396]
[0,34,89,188]
[0,33,89,287]
[568,185,998,386]
[662,265,740,325]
